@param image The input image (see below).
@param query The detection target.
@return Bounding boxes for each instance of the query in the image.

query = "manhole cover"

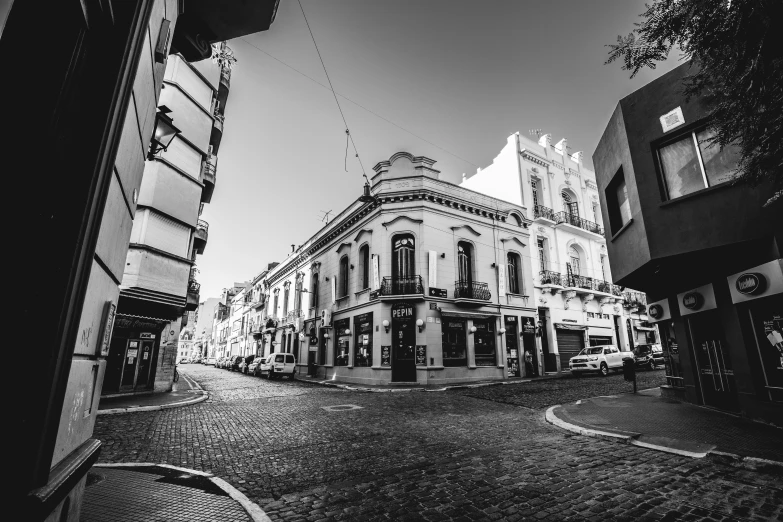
[321,404,363,412]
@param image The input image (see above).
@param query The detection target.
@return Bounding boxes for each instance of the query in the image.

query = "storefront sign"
[522,317,536,334]
[372,254,380,290]
[392,303,414,319]
[497,265,506,298]
[682,292,703,310]
[735,273,766,296]
[140,333,155,339]
[415,345,427,365]
[381,345,391,366]
[428,287,447,298]
[99,301,116,357]
[648,304,664,320]
[562,318,578,323]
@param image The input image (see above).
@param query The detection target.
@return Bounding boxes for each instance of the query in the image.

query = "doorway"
[688,310,739,412]
[120,338,156,391]
[391,302,417,382]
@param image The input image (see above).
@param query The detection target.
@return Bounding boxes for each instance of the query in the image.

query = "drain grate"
[321,404,364,412]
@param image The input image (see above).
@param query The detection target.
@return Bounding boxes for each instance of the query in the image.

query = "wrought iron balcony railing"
[379,275,424,296]
[220,66,231,88]
[285,309,303,323]
[454,280,491,301]
[539,270,564,286]
[201,154,217,182]
[554,212,604,235]
[534,205,557,221]
[197,219,209,233]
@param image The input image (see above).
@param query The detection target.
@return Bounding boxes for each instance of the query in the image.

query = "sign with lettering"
[682,292,703,310]
[140,333,155,339]
[381,345,391,366]
[391,302,414,320]
[648,304,664,319]
[371,254,380,290]
[99,301,116,356]
[522,317,536,334]
[415,345,426,365]
[497,265,506,298]
[428,250,438,288]
[428,287,447,298]
[736,273,766,296]
[659,106,685,133]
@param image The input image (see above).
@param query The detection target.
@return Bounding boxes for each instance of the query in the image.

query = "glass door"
[688,311,739,412]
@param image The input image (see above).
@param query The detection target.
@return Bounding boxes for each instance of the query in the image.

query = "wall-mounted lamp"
[323,332,330,339]
[299,333,307,341]
[440,253,445,259]
[344,328,351,335]
[490,263,496,268]
[350,264,354,270]
[148,106,180,160]
[382,320,390,333]
[324,276,330,281]
[499,328,506,335]
[416,319,424,333]
[469,326,477,334]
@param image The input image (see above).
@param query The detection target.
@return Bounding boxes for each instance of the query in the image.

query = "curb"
[545,405,783,470]
[94,463,271,522]
[297,376,538,393]
[97,373,208,415]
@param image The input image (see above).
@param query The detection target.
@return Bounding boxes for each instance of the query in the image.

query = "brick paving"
[82,466,250,522]
[92,365,783,522]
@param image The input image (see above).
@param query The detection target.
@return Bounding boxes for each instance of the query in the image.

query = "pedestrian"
[524,350,535,377]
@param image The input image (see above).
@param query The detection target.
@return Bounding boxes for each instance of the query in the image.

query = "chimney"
[570,151,583,164]
[537,133,551,148]
[555,138,567,155]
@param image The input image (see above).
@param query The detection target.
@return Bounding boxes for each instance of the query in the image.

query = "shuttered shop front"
[556,327,585,370]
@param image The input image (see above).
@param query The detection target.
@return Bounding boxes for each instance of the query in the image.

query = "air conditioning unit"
[321,308,332,326]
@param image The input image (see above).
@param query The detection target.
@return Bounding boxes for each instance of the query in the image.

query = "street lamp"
[416,319,424,333]
[358,175,380,204]
[148,106,181,160]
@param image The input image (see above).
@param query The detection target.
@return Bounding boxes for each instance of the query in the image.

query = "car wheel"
[599,363,609,377]
[289,372,295,380]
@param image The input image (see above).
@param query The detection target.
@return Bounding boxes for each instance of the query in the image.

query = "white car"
[258,352,296,379]
[206,357,216,366]
[569,345,633,377]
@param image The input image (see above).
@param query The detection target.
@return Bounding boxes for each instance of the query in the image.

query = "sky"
[192,0,680,300]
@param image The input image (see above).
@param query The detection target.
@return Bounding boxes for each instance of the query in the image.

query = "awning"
[440,309,501,319]
[114,313,170,331]
[635,326,656,331]
[555,323,587,330]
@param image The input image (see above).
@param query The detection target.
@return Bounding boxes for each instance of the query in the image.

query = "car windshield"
[580,347,605,355]
[634,346,652,355]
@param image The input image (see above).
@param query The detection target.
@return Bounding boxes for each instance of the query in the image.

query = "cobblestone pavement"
[93,365,782,522]
[457,369,667,410]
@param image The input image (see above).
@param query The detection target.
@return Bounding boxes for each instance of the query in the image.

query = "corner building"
[593,62,782,425]
[257,152,537,385]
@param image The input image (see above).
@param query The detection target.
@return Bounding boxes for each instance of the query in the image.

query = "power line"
[237,38,481,169]
[296,0,366,176]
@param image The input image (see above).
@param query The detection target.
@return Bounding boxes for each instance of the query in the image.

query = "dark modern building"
[2,1,279,520]
[593,62,782,426]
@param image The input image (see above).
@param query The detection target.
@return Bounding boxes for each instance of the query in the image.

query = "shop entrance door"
[391,302,416,382]
[134,340,155,388]
[688,311,739,412]
[120,340,140,390]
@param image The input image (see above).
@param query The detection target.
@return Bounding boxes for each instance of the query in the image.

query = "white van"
[258,352,296,379]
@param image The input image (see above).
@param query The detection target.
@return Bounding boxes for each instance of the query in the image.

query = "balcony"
[193,220,209,254]
[622,291,647,310]
[220,66,231,91]
[539,270,564,287]
[186,279,200,311]
[539,271,622,297]
[200,154,217,203]
[379,275,424,300]
[285,309,303,325]
[533,205,558,224]
[454,280,492,305]
[553,211,604,239]
[210,111,224,155]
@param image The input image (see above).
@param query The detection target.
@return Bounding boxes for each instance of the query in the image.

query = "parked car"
[569,345,634,377]
[248,356,265,376]
[257,352,296,379]
[239,355,256,374]
[177,357,188,365]
[633,344,664,370]
[228,355,244,371]
[206,357,216,366]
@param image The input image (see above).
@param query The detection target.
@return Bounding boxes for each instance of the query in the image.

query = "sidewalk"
[294,371,560,392]
[547,387,783,468]
[82,464,268,522]
[97,371,207,414]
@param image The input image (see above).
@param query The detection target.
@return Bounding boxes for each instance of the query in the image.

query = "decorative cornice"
[520,149,550,168]
[353,229,372,243]
[335,242,352,254]
[585,179,598,190]
[500,236,526,248]
[552,161,565,171]
[381,215,423,228]
[450,224,481,236]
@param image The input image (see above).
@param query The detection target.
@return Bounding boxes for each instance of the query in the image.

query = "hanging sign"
[735,273,766,296]
[682,292,703,310]
[648,304,664,319]
[659,106,685,133]
[428,251,438,288]
[497,265,506,298]
[428,288,447,298]
[371,254,380,290]
[522,317,536,334]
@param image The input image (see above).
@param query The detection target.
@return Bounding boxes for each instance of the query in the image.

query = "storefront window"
[474,319,497,367]
[442,319,467,367]
[504,316,520,377]
[747,302,782,403]
[334,318,350,366]
[354,312,373,367]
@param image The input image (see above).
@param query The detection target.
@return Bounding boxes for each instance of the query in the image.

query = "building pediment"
[381,215,423,228]
[450,224,481,236]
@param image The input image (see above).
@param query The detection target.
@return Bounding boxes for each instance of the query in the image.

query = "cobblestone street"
[93,366,782,521]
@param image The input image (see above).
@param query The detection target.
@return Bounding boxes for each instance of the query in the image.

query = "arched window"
[392,235,415,279]
[457,241,473,283]
[511,213,523,226]
[562,191,579,218]
[310,273,319,309]
[568,245,581,276]
[294,277,303,313]
[339,256,349,298]
[537,238,548,273]
[282,284,290,315]
[359,244,370,289]
[507,252,522,294]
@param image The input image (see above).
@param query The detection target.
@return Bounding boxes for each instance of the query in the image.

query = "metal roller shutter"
[557,329,585,370]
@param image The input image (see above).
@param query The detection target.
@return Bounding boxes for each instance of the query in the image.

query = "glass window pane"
[696,127,740,187]
[615,180,631,225]
[659,135,705,199]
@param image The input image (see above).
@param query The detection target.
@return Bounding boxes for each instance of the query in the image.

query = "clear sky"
[192,0,679,300]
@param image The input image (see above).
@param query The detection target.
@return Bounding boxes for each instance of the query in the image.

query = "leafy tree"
[607,0,782,205]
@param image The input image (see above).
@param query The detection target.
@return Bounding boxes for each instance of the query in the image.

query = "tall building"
[193,297,221,358]
[462,133,658,374]
[593,62,782,425]
[102,47,235,397]
[4,1,281,519]
[251,152,536,386]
